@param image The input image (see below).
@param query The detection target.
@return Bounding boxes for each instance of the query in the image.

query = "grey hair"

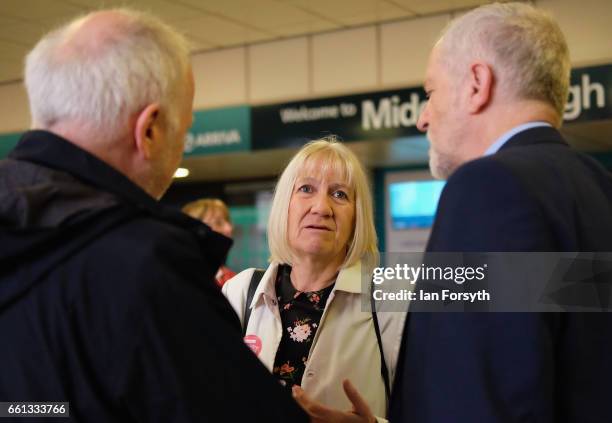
[438,2,570,122]
[24,8,191,140]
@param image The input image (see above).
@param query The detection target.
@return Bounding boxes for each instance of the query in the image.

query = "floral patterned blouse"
[272,264,335,390]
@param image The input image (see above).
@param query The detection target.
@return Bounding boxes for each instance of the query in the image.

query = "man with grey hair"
[0,9,307,422]
[390,2,612,422]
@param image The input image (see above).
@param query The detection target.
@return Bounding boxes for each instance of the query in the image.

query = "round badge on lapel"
[243,334,262,356]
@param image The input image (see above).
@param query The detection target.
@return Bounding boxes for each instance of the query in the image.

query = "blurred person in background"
[183,198,237,286]
[223,138,406,423]
[0,8,307,422]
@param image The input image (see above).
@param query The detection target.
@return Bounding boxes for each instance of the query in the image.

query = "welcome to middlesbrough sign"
[250,64,612,151]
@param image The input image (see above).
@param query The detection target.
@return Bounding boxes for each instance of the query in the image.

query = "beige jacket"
[222,261,406,420]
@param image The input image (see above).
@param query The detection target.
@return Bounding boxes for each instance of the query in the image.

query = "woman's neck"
[289,254,344,292]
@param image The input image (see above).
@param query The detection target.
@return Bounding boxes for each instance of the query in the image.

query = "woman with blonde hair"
[223,138,405,422]
[182,198,236,286]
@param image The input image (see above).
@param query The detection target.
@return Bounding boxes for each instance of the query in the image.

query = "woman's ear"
[467,62,494,114]
[134,103,161,159]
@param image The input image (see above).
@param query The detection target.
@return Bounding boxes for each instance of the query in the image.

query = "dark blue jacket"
[390,127,612,422]
[0,131,307,422]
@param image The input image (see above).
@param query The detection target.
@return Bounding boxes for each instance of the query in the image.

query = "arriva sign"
[183,106,250,156]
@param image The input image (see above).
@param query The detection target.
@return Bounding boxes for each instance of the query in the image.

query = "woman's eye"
[298,185,313,193]
[333,190,348,200]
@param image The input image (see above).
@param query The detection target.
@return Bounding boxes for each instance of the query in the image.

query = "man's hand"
[292,379,376,423]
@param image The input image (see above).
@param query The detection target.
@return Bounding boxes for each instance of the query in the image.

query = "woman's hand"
[292,379,377,423]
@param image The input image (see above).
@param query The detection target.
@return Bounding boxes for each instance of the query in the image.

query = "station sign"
[251,87,427,150]
[184,105,250,156]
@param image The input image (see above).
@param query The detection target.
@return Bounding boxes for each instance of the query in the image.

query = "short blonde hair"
[268,138,378,268]
[182,198,231,223]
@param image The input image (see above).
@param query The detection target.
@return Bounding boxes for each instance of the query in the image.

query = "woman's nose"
[310,192,332,216]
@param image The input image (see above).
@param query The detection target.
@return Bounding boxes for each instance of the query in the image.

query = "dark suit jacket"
[390,126,612,422]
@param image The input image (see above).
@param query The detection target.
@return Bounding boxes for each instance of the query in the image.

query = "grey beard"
[429,148,460,180]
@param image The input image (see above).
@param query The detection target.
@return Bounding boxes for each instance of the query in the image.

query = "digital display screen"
[389,180,445,229]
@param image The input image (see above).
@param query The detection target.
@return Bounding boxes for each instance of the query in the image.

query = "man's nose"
[416,102,429,132]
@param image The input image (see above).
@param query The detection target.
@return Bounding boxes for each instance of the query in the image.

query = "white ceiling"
[0,0,491,84]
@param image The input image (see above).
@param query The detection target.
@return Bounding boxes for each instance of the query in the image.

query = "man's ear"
[134,103,161,159]
[467,62,494,114]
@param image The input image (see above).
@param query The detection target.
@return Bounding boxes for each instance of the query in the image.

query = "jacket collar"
[8,130,232,264]
[9,130,158,212]
[250,261,363,310]
[498,125,568,153]
[252,263,281,308]
[335,261,363,294]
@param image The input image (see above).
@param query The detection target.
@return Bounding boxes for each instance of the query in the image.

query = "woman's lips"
[305,225,332,231]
